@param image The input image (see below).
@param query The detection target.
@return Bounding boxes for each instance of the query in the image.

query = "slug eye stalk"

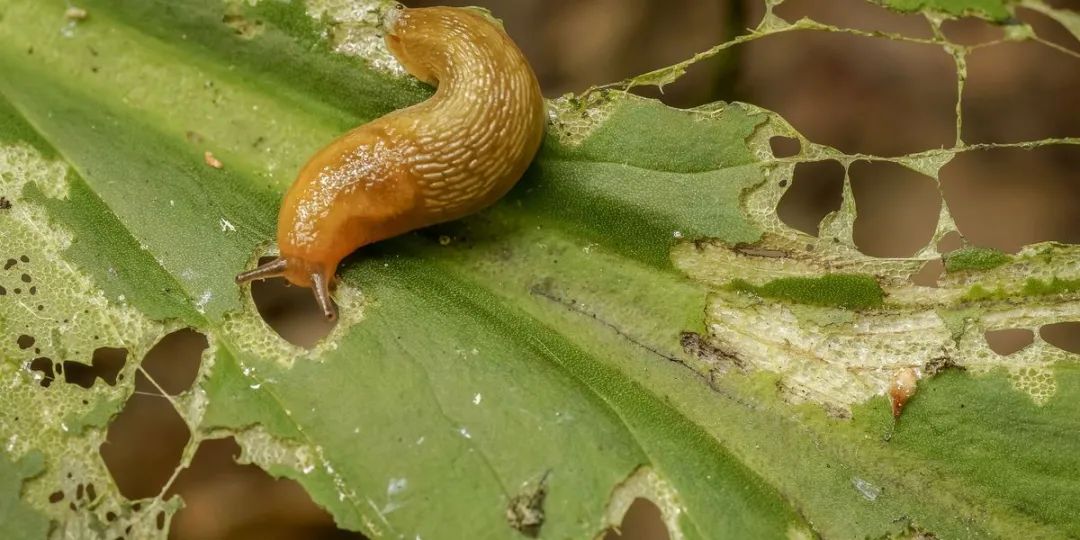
[309,272,337,321]
[235,258,287,283]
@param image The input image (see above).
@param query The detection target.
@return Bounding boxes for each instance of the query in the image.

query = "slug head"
[235,257,337,321]
[257,131,395,322]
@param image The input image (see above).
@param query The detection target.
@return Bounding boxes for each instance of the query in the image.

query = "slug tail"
[235,258,287,283]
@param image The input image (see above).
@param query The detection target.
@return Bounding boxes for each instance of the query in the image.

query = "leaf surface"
[1,0,1078,538]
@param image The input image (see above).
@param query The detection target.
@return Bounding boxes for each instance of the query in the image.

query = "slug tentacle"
[237,6,545,321]
[235,258,287,284]
[310,272,336,321]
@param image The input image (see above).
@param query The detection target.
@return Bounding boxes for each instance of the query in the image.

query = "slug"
[235,5,546,320]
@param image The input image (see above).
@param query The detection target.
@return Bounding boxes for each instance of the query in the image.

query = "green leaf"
[727,274,885,310]
[944,247,1012,273]
[2,0,1079,539]
[876,0,1012,21]
[0,451,49,540]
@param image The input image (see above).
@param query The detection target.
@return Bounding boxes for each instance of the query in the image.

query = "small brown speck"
[0,196,11,210]
[203,151,224,169]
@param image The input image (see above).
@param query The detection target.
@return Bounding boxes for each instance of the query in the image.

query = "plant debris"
[506,471,549,537]
[64,7,88,21]
[889,367,920,418]
[203,151,223,169]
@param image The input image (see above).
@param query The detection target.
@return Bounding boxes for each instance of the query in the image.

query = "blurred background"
[97,0,1079,538]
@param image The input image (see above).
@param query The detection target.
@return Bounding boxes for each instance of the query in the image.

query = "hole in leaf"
[777,160,844,236]
[1040,322,1080,354]
[165,437,365,540]
[850,160,940,257]
[141,329,207,396]
[17,334,34,349]
[1017,6,1080,53]
[940,16,1005,46]
[769,136,800,158]
[909,259,943,287]
[936,231,964,254]
[737,27,954,155]
[985,329,1035,356]
[64,347,127,389]
[554,0,733,108]
[604,498,670,540]
[941,147,1080,251]
[772,0,933,38]
[100,369,190,500]
[963,40,1080,144]
[249,257,336,348]
[28,357,55,388]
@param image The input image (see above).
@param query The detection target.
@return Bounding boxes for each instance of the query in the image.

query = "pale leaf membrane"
[547,92,625,147]
[0,143,175,538]
[306,0,405,75]
[227,0,405,74]
[673,111,1078,410]
[651,18,1079,412]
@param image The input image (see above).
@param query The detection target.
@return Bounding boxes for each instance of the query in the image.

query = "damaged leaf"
[1,0,1078,539]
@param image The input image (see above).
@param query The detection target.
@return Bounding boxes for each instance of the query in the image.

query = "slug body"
[236,6,546,319]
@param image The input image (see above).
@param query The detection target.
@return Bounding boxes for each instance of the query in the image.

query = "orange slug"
[235,5,546,320]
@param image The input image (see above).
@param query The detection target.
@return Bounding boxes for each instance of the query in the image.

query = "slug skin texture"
[236,6,546,319]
